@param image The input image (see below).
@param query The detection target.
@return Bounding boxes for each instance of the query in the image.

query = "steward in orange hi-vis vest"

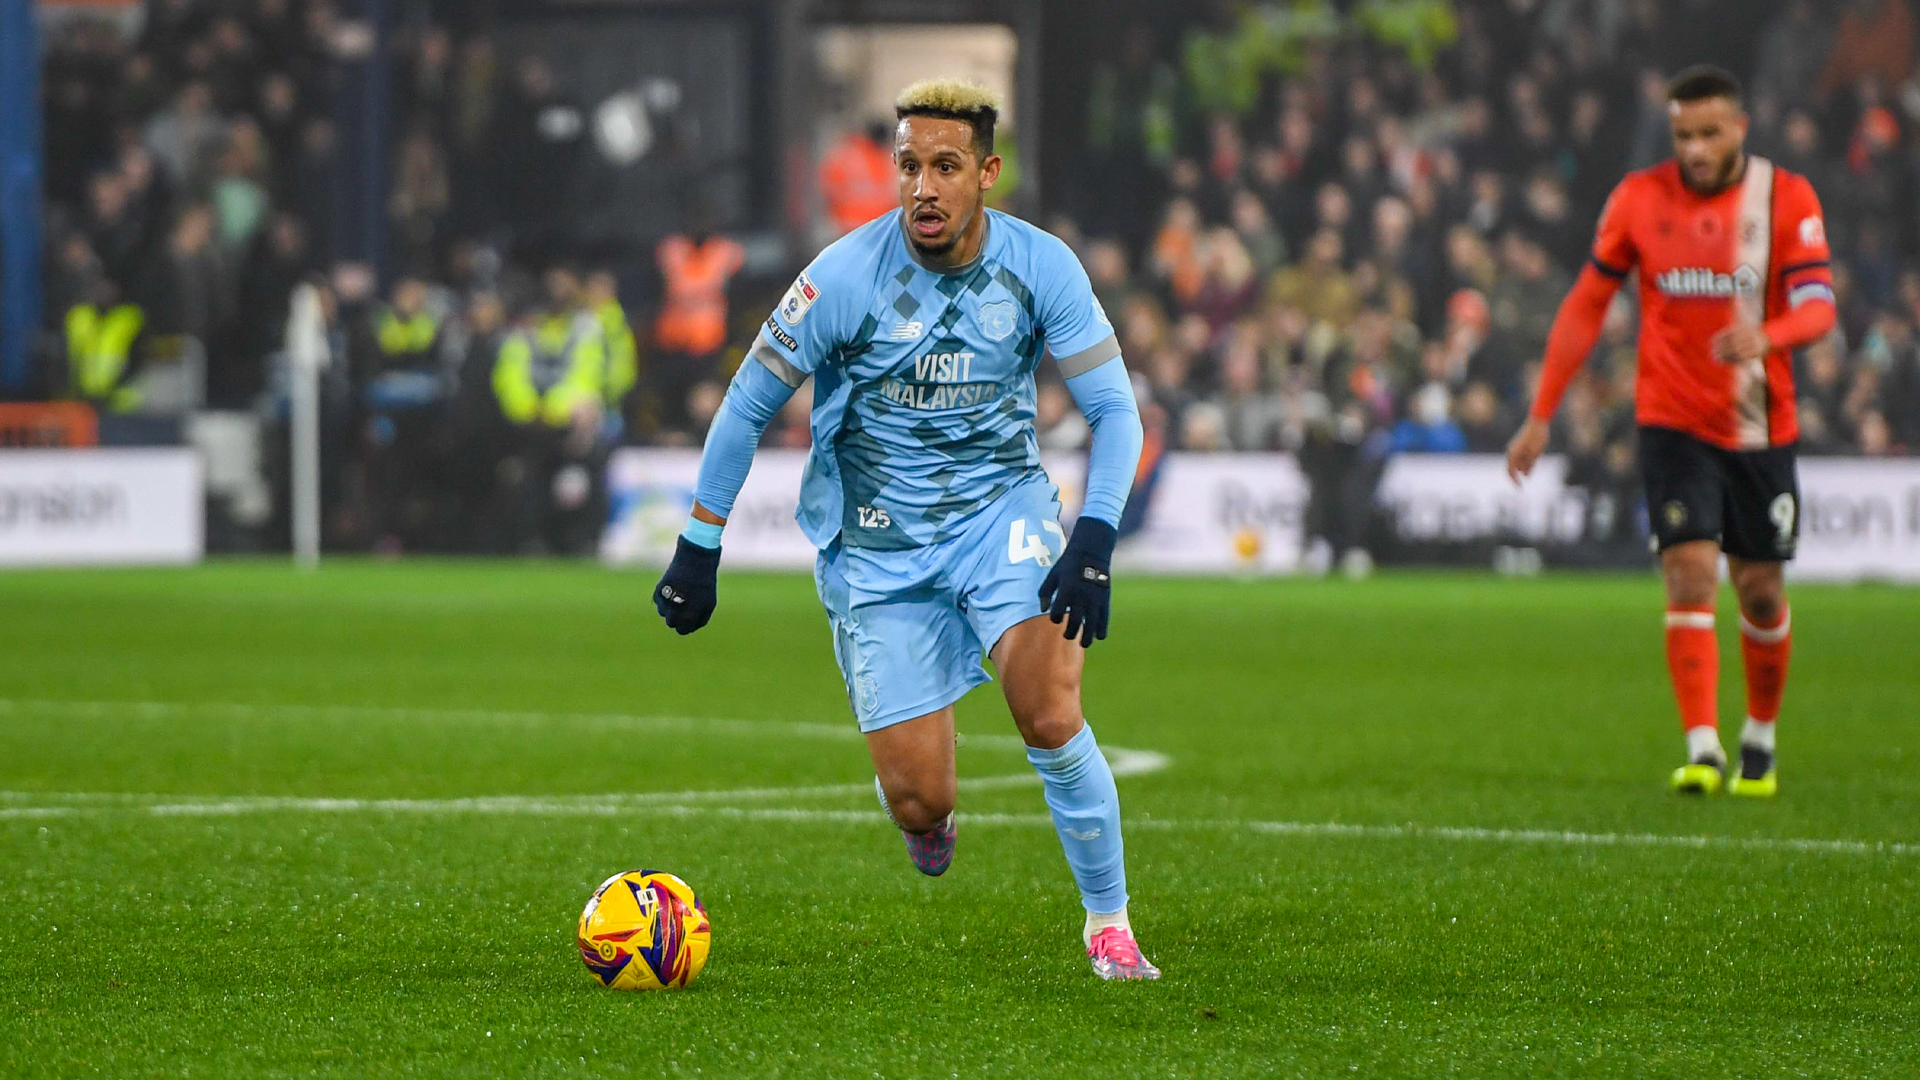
[653,233,745,358]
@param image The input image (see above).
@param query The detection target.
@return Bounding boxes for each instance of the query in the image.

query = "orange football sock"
[1664,604,1720,739]
[1740,606,1791,725]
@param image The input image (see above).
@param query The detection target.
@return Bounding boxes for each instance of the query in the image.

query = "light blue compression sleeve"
[690,358,798,524]
[1063,356,1144,528]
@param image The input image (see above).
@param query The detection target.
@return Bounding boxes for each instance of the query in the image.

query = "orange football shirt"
[1586,159,1833,450]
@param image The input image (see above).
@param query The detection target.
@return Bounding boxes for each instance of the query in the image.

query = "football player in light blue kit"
[653,80,1155,979]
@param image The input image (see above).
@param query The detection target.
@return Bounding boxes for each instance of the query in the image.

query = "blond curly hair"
[894,79,1000,158]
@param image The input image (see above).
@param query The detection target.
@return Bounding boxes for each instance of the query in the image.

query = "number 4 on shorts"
[1007,518,1065,567]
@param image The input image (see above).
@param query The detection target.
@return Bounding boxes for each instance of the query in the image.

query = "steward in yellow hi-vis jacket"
[66,281,147,414]
[492,265,612,555]
[361,276,453,551]
[586,269,639,432]
[492,310,607,428]
[372,277,442,372]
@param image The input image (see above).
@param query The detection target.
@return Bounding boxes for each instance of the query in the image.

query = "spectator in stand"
[144,81,225,188]
[1798,336,1851,454]
[1520,172,1584,275]
[1456,380,1510,453]
[1367,196,1432,325]
[684,380,727,441]
[1180,400,1229,451]
[1845,108,1911,235]
[1627,67,1674,170]
[1858,409,1898,455]
[1189,228,1260,330]
[256,71,303,177]
[1271,228,1358,331]
[83,167,152,289]
[1214,324,1284,451]
[491,56,586,248]
[223,212,312,406]
[1489,226,1570,362]
[1459,170,1508,238]
[390,119,453,275]
[209,118,269,258]
[1752,1,1833,110]
[771,381,815,451]
[1883,317,1920,451]
[139,201,229,350]
[1037,380,1091,451]
[1390,383,1467,453]
[1843,363,1886,446]
[1444,224,1498,297]
[1085,239,1134,328]
[451,289,513,551]
[1086,25,1178,249]
[1437,288,1518,398]
[1149,197,1205,311]
[1772,109,1839,224]
[1314,181,1360,254]
[1230,191,1287,277]
[1145,345,1195,431]
[1816,0,1914,104]
[1300,390,1388,577]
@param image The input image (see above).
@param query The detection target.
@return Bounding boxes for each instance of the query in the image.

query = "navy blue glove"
[1039,517,1117,648]
[654,537,721,635]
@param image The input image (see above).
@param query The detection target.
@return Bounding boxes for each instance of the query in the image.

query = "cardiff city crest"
[975,299,1018,342]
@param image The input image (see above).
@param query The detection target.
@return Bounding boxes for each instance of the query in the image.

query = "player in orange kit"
[1507,66,1836,797]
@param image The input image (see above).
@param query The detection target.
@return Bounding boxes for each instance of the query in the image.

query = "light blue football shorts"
[813,479,1066,732]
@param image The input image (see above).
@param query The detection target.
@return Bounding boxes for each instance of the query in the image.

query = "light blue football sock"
[1026,722,1128,914]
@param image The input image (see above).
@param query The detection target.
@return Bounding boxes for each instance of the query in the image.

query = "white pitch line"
[1235,818,1920,856]
[0,752,1169,820]
[0,698,878,743]
[0,699,1170,791]
[0,699,1169,773]
[6,697,1906,857]
[4,795,1914,858]
[0,698,1168,818]
[474,805,1920,857]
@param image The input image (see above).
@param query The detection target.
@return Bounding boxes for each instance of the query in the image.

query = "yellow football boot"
[1669,760,1725,795]
[1729,745,1778,798]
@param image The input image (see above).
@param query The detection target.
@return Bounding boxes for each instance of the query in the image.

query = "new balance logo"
[889,321,923,341]
[1656,265,1760,298]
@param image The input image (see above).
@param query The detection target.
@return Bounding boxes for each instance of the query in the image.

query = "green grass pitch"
[3,562,1917,1078]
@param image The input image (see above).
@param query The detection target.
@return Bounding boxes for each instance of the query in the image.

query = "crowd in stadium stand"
[29,1,1920,551]
[36,2,666,551]
[1049,0,1920,473]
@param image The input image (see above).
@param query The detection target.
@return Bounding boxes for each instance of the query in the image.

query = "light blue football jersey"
[748,209,1121,552]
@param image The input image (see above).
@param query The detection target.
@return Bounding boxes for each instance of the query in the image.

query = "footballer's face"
[896,116,1001,261]
[1669,96,1748,193]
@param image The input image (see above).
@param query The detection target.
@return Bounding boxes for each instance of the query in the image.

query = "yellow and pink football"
[577,870,711,990]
